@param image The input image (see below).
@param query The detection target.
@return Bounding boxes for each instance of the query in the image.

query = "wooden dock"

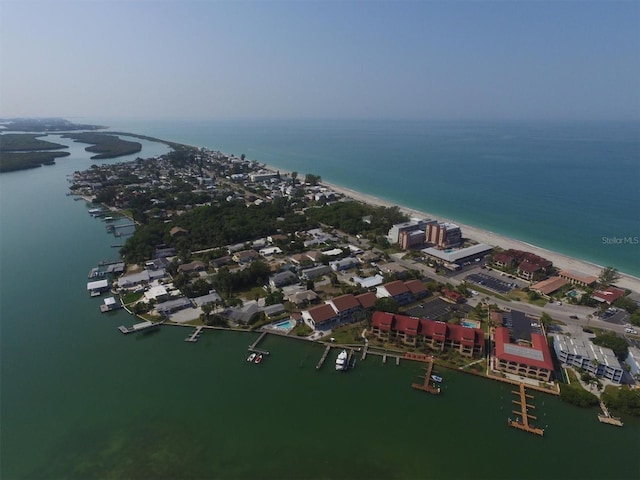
[411,359,441,394]
[185,326,204,343]
[118,321,161,335]
[508,383,544,436]
[316,345,332,370]
[248,331,270,355]
[597,401,623,426]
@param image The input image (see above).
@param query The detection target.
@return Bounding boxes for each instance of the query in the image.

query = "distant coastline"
[258,161,640,292]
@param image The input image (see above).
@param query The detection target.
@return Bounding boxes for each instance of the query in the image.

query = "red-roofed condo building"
[493,327,553,382]
[370,312,484,357]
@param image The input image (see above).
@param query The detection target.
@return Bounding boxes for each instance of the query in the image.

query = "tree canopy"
[598,266,621,286]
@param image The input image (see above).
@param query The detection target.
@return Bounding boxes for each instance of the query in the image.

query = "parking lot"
[465,273,515,294]
[405,298,472,321]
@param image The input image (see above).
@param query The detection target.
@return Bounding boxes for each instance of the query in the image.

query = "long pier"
[248,331,270,355]
[185,326,204,343]
[508,383,544,436]
[411,359,441,394]
[316,345,332,370]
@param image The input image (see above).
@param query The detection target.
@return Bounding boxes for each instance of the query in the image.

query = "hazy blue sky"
[1,0,639,120]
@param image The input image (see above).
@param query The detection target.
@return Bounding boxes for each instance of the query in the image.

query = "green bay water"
[1,134,639,479]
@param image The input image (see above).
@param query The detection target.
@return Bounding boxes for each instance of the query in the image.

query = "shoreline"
[260,162,640,293]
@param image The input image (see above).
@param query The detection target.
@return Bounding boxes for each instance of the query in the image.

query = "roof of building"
[554,334,623,370]
[421,243,492,263]
[494,327,553,371]
[329,294,360,312]
[558,270,598,285]
[517,261,542,273]
[306,303,338,325]
[394,315,419,336]
[404,279,426,295]
[380,280,410,296]
[531,276,568,295]
[592,286,626,304]
[355,292,377,309]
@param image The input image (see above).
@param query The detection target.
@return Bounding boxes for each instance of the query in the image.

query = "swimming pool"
[460,320,480,329]
[271,319,296,332]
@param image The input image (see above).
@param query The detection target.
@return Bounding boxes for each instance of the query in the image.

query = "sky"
[1,0,639,121]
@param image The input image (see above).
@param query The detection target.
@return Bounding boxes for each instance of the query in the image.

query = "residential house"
[592,286,626,305]
[269,271,298,289]
[325,294,362,323]
[301,303,340,331]
[300,265,332,280]
[233,249,260,264]
[177,260,206,274]
[329,257,359,272]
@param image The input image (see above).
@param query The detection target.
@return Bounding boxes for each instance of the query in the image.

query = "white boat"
[247,352,256,362]
[430,374,443,383]
[335,349,348,371]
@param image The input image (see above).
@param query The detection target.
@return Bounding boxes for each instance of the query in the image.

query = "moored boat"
[335,349,348,371]
[254,354,263,364]
[247,352,257,362]
[430,374,443,383]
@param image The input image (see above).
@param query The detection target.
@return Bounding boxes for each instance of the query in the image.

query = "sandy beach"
[262,165,639,293]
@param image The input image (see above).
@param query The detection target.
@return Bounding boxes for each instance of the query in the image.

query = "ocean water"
[1,134,639,479]
[92,118,640,277]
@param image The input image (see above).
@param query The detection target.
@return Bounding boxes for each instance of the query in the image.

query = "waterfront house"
[155,297,193,316]
[87,279,109,296]
[285,289,319,306]
[626,347,640,380]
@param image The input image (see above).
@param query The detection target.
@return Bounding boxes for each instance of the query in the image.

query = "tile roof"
[307,304,338,325]
[355,292,377,309]
[404,279,426,295]
[381,280,410,296]
[330,294,360,312]
[494,327,553,371]
[531,276,568,295]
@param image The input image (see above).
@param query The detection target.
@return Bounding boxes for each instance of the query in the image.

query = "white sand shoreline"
[260,163,639,293]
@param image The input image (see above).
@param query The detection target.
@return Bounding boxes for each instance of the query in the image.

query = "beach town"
[74,140,640,428]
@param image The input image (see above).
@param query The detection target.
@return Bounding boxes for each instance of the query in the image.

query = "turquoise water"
[91,118,640,277]
[2,124,640,479]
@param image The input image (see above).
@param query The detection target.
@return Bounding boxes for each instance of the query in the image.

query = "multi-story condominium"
[399,229,426,250]
[370,312,484,357]
[387,218,434,244]
[493,327,554,382]
[553,334,624,384]
[426,222,462,249]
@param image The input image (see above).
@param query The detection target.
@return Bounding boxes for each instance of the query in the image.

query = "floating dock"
[185,326,204,343]
[508,383,544,436]
[411,359,441,395]
[597,401,623,426]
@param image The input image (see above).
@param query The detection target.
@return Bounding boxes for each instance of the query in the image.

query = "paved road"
[389,253,629,334]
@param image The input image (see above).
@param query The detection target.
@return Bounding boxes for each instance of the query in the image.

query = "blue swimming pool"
[272,319,296,331]
[460,320,480,329]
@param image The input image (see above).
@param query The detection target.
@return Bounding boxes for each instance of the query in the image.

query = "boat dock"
[248,331,270,355]
[185,326,204,343]
[597,401,623,426]
[118,321,161,334]
[316,345,332,370]
[411,359,441,394]
[508,383,544,436]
